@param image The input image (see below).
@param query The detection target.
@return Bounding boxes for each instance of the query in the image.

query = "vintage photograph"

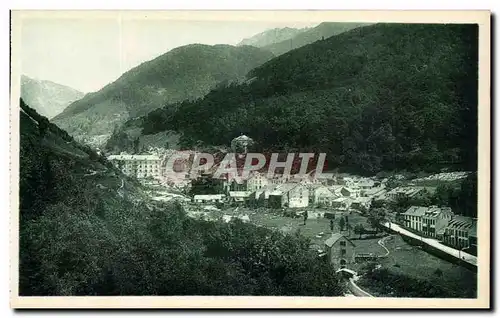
[10,11,490,308]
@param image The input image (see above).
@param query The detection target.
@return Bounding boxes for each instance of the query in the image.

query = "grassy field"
[358,235,477,297]
[226,207,387,255]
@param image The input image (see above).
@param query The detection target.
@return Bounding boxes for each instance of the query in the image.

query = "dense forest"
[20,99,344,296]
[109,23,478,176]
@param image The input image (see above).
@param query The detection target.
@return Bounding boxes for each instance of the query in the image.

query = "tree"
[367,208,387,233]
[354,224,365,239]
[339,217,346,232]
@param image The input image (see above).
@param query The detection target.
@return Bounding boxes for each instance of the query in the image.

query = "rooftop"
[402,206,428,217]
[108,154,161,161]
[325,233,355,247]
[447,215,475,230]
[193,194,225,200]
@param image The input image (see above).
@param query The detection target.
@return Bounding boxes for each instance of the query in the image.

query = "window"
[341,249,346,255]
[340,241,346,246]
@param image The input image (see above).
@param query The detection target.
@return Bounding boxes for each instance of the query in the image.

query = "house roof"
[364,187,386,196]
[232,134,252,142]
[423,206,453,218]
[314,186,334,196]
[108,154,161,161]
[353,197,372,203]
[194,194,225,200]
[447,215,475,230]
[229,191,251,198]
[274,182,302,194]
[402,206,428,217]
[325,233,355,247]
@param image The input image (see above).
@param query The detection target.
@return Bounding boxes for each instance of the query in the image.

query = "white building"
[246,172,269,192]
[193,194,226,204]
[309,185,335,206]
[108,154,162,179]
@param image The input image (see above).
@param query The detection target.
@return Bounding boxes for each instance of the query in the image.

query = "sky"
[20,16,317,93]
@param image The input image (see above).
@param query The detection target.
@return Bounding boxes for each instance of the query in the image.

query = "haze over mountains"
[260,22,371,56]
[21,75,84,119]
[51,44,274,146]
[107,23,478,175]
[237,27,309,48]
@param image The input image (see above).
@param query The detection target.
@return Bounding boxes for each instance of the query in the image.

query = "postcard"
[10,10,490,309]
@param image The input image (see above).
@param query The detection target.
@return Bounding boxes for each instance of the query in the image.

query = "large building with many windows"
[443,215,476,249]
[108,154,162,179]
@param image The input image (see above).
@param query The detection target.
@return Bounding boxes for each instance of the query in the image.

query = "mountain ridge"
[21,75,84,119]
[51,44,275,146]
[108,23,478,175]
[237,27,310,48]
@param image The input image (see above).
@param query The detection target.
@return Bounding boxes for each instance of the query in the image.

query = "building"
[231,134,254,153]
[268,183,309,208]
[108,154,162,179]
[443,216,476,249]
[401,206,427,232]
[250,184,279,207]
[351,197,373,211]
[193,194,225,204]
[421,206,454,238]
[324,233,356,269]
[331,197,352,211]
[246,172,269,192]
[468,222,478,255]
[358,179,376,190]
[385,186,427,201]
[361,186,386,198]
[309,185,335,207]
[228,191,251,205]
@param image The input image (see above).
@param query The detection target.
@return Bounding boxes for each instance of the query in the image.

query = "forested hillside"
[51,44,274,146]
[20,99,343,296]
[112,23,478,175]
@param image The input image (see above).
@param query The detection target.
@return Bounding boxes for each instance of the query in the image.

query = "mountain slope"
[237,27,309,48]
[20,99,344,296]
[21,75,84,119]
[112,23,478,175]
[262,22,371,56]
[51,44,274,146]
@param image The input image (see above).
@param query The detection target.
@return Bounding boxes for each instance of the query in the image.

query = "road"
[381,222,477,266]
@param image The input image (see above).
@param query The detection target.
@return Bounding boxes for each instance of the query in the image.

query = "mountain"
[262,22,371,56]
[51,44,274,147]
[110,23,478,175]
[20,75,84,119]
[19,99,344,296]
[237,27,309,48]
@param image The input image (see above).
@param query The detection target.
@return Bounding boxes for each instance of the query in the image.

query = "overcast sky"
[20,17,317,93]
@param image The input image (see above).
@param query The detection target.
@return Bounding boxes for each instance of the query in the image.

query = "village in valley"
[106,134,478,297]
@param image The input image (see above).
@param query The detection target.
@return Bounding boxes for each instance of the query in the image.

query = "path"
[377,235,391,257]
[381,222,477,266]
[348,277,374,297]
[337,268,374,297]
